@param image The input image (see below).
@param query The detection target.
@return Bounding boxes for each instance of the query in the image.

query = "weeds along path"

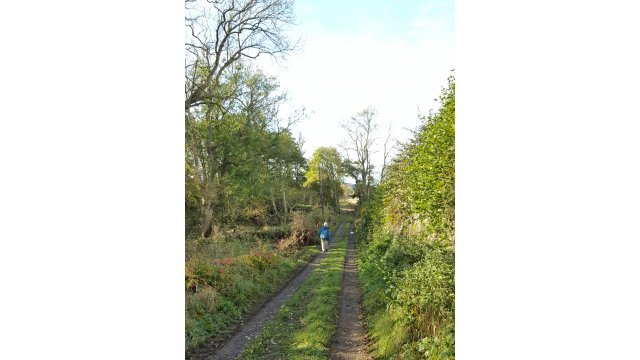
[189,222,345,360]
[329,224,372,360]
[241,219,349,359]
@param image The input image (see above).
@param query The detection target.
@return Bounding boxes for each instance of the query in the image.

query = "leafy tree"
[184,0,300,237]
[265,130,306,222]
[186,65,304,235]
[304,147,344,216]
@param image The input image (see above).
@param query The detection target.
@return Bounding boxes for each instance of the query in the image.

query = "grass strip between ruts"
[242,217,350,360]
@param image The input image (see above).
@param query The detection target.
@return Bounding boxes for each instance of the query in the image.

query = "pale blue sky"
[295,0,453,39]
[257,0,455,179]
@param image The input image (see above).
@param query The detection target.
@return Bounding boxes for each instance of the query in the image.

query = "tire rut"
[329,223,372,360]
[189,222,344,360]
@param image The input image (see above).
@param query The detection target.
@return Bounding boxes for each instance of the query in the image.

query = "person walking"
[319,221,331,253]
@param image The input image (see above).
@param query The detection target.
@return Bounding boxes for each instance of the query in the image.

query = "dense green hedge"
[357,76,455,359]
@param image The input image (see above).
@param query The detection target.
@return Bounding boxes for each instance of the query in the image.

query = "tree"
[340,107,378,203]
[185,0,298,112]
[184,0,300,236]
[265,130,306,222]
[304,147,344,216]
[186,65,298,236]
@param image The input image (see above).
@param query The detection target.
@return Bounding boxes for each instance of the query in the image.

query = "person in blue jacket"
[319,221,330,253]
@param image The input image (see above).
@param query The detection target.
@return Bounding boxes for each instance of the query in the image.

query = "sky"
[256,0,455,180]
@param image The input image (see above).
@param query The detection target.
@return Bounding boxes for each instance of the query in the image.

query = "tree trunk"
[200,197,214,238]
[334,180,340,213]
[270,187,279,220]
[281,185,288,222]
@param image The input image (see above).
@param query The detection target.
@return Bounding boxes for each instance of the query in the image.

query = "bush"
[185,229,318,351]
[194,286,219,313]
[277,209,329,252]
[251,225,290,241]
[356,75,455,359]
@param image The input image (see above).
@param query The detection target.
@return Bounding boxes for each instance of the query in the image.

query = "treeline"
[184,0,370,239]
[356,76,455,359]
[185,0,310,238]
[185,66,307,236]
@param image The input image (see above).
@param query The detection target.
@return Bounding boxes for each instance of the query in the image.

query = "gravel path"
[329,224,372,360]
[189,223,343,360]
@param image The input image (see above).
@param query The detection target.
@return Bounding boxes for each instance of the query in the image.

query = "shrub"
[194,286,219,313]
[356,75,455,359]
[277,210,327,252]
[185,229,319,352]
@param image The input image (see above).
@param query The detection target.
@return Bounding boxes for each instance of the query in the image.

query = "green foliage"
[185,232,320,351]
[304,147,344,212]
[186,64,307,236]
[185,164,203,237]
[357,76,455,359]
[242,220,349,359]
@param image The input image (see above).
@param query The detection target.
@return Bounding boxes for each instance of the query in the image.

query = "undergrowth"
[242,217,349,359]
[356,75,455,359]
[185,211,330,351]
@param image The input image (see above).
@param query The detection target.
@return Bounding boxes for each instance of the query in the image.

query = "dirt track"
[189,223,343,360]
[329,224,372,360]
[188,220,372,359]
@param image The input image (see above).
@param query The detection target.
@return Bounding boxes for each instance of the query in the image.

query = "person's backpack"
[320,227,329,240]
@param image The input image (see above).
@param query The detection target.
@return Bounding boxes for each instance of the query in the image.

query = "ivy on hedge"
[357,75,455,359]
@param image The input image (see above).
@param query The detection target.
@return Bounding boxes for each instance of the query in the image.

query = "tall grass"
[356,76,455,359]
[357,232,454,359]
[185,224,290,260]
[242,216,350,359]
[185,220,320,352]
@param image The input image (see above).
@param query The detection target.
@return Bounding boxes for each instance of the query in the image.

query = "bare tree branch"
[340,107,379,202]
[185,0,297,112]
[380,123,395,181]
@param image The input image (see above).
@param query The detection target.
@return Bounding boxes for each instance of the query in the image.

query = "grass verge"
[241,216,350,360]
[357,232,455,359]
[185,240,320,351]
